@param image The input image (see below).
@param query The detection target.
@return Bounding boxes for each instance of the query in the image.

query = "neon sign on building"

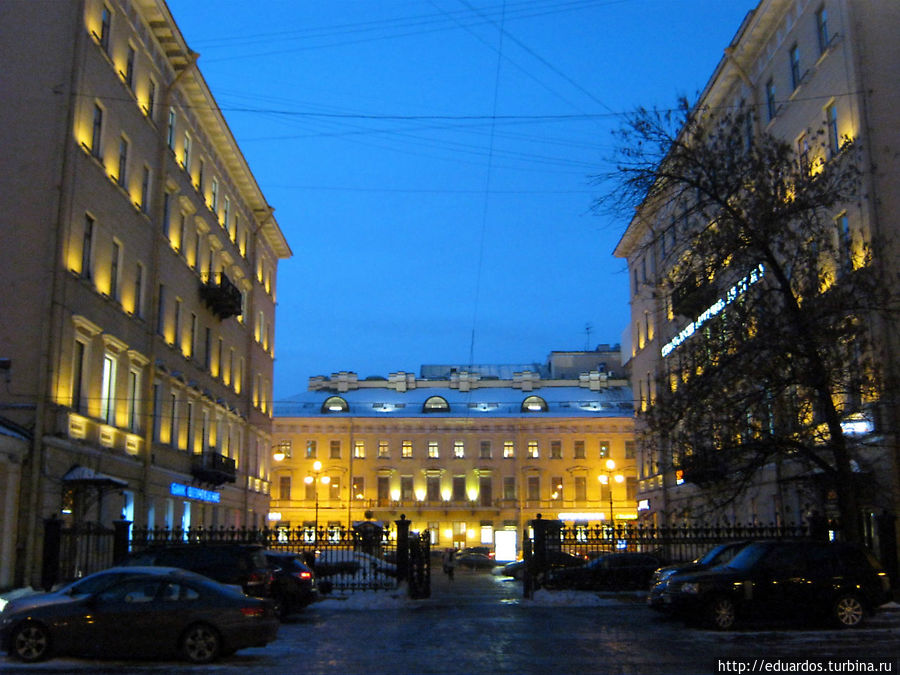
[661,264,765,358]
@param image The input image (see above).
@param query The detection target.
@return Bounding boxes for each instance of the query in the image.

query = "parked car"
[122,543,273,600]
[647,541,750,610]
[265,551,317,616]
[456,551,498,569]
[662,541,893,630]
[495,551,586,581]
[314,549,397,591]
[543,552,661,591]
[0,566,278,663]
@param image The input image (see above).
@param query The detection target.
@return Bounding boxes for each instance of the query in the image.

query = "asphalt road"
[2,567,898,674]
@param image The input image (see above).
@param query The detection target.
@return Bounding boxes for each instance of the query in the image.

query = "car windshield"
[723,543,769,570]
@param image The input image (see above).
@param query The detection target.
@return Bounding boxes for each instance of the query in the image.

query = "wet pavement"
[2,567,899,674]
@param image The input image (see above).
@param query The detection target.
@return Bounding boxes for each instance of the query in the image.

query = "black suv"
[647,541,749,610]
[123,544,273,600]
[266,551,317,616]
[662,541,892,630]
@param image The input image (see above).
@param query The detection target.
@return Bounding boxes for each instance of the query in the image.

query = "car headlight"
[679,582,700,594]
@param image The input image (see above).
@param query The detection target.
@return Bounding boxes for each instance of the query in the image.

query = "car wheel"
[180,623,221,664]
[10,621,52,662]
[705,596,737,630]
[832,594,865,628]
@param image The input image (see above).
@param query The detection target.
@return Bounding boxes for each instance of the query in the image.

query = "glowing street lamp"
[304,460,330,543]
[598,458,625,526]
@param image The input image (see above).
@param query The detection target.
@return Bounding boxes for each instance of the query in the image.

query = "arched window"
[521,395,547,413]
[321,396,348,413]
[423,396,450,413]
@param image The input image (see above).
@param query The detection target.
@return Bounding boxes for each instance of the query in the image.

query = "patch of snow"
[312,590,412,610]
[524,589,631,607]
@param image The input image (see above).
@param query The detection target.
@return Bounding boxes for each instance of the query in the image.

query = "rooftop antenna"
[584,323,593,351]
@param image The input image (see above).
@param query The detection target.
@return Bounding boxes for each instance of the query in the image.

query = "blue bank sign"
[170,482,221,503]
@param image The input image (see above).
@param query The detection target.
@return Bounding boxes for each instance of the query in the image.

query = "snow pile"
[312,590,412,610]
[525,589,639,607]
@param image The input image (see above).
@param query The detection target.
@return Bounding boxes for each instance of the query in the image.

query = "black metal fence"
[40,517,130,591]
[522,515,823,597]
[41,514,430,598]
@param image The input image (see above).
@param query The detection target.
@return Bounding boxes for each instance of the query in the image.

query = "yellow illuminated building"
[271,352,636,555]
[0,0,290,587]
[614,0,900,549]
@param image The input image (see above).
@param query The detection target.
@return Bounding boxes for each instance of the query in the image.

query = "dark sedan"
[1,566,279,663]
[544,552,661,591]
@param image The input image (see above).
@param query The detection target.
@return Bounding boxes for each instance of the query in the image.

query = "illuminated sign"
[170,482,221,503]
[637,499,650,511]
[661,264,765,358]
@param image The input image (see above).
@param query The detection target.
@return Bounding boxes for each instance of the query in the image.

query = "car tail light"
[248,571,273,585]
[240,607,265,617]
[296,571,312,580]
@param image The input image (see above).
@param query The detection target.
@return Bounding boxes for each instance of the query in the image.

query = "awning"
[62,465,128,488]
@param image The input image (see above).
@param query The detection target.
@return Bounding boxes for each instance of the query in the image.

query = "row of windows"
[277,474,638,504]
[764,4,835,125]
[278,438,634,461]
[320,394,553,414]
[85,1,277,300]
[75,211,272,414]
[68,321,269,480]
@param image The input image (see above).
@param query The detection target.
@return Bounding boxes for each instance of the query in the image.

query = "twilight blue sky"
[165,0,753,399]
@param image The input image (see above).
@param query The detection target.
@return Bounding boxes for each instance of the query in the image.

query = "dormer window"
[423,396,450,413]
[322,396,348,413]
[521,395,548,412]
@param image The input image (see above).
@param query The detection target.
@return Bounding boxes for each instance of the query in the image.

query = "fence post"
[112,519,132,564]
[395,514,410,588]
[41,516,62,591]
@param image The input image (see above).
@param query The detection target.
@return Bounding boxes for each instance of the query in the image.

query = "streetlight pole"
[304,460,330,544]
[598,458,624,531]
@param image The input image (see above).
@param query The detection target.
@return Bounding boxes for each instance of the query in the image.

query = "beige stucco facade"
[0,0,290,586]
[272,365,636,555]
[614,0,900,541]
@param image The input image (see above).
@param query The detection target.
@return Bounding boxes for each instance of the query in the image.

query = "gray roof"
[274,385,634,419]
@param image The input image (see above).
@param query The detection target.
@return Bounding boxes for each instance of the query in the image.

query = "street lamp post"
[598,458,624,530]
[304,460,330,543]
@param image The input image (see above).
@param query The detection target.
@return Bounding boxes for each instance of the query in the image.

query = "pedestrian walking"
[442,548,456,581]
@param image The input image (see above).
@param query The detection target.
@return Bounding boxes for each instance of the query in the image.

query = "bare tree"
[601,100,895,543]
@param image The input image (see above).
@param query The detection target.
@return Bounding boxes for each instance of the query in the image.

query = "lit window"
[427,441,439,459]
[100,353,117,425]
[453,440,465,458]
[321,396,348,413]
[527,441,539,459]
[423,396,449,413]
[402,440,413,458]
[503,441,515,458]
[306,440,317,458]
[378,440,389,458]
[521,396,547,413]
[354,440,365,459]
